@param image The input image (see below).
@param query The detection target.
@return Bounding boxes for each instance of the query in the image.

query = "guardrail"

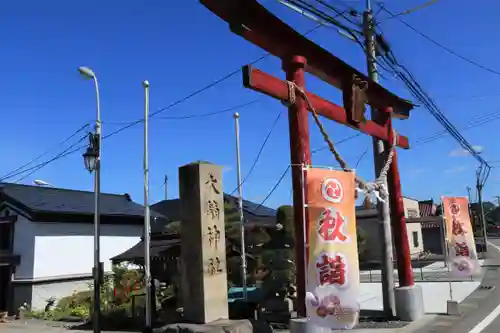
[359,251,477,283]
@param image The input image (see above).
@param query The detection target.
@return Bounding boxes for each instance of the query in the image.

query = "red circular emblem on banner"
[449,202,460,216]
[322,178,343,203]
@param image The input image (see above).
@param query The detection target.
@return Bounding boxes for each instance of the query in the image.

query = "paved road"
[466,241,500,333]
[488,237,500,249]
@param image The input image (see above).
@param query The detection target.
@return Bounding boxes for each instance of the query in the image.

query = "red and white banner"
[441,196,480,277]
[304,168,359,330]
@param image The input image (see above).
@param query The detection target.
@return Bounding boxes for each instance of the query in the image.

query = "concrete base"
[289,318,332,333]
[394,285,424,321]
[446,300,461,316]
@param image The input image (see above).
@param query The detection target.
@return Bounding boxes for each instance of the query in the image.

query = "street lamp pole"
[143,80,153,332]
[79,66,102,333]
[233,112,248,301]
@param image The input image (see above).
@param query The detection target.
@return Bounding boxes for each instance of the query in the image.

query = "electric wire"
[252,133,364,212]
[1,24,325,182]
[0,123,90,181]
[0,100,266,182]
[252,164,291,212]
[229,110,284,196]
[375,47,489,166]
[380,6,500,76]
[312,0,363,27]
[103,100,261,125]
[379,0,441,21]
[12,133,90,183]
[311,133,362,153]
[282,0,399,77]
[287,0,363,35]
[414,109,500,146]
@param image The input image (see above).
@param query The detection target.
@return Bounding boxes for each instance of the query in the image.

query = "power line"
[281,1,400,78]
[99,56,269,142]
[435,92,500,101]
[286,0,363,35]
[375,40,489,166]
[249,134,365,212]
[311,133,362,153]
[252,164,291,212]
[0,100,266,183]
[380,6,500,76]
[158,100,262,120]
[379,0,441,21]
[355,146,369,169]
[312,0,363,27]
[229,110,284,195]
[11,134,90,183]
[0,123,90,181]
[2,23,326,183]
[414,109,500,146]
[103,100,261,125]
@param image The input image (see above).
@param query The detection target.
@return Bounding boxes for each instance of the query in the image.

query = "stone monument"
[179,162,229,324]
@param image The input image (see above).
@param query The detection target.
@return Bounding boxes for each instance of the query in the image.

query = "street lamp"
[33,180,55,187]
[83,134,99,173]
[79,65,102,333]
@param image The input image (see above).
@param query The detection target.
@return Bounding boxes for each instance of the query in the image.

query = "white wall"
[406,222,425,255]
[13,214,141,280]
[403,197,420,218]
[12,215,36,279]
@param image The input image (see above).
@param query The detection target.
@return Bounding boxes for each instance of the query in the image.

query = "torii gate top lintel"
[243,65,410,149]
[200,0,415,119]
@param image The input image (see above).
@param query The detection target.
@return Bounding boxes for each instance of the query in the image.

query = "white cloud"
[443,166,468,174]
[223,166,233,173]
[409,168,425,175]
[448,145,483,157]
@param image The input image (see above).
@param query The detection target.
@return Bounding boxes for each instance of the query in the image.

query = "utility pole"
[476,167,488,252]
[494,195,500,206]
[363,0,396,318]
[164,175,168,200]
[466,186,476,232]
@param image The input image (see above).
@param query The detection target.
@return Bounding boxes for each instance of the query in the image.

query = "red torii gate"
[201,0,415,316]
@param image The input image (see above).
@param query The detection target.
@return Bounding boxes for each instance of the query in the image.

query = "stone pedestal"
[394,285,424,321]
[289,318,332,333]
[154,319,254,333]
[179,162,229,324]
[446,300,461,316]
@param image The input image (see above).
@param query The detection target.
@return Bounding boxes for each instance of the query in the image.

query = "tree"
[470,201,496,232]
[276,205,294,236]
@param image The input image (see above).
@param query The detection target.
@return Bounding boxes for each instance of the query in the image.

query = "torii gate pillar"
[283,55,311,317]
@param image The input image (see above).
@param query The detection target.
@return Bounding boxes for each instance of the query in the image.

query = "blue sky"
[1,0,500,208]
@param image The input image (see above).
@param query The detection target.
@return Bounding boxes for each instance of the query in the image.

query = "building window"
[407,208,418,218]
[412,231,419,248]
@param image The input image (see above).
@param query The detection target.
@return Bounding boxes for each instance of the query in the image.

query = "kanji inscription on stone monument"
[179,162,229,323]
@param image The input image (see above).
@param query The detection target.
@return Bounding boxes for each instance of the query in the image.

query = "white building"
[357,196,424,262]
[0,183,166,312]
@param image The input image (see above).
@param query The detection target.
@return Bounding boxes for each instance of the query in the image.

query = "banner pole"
[301,165,308,287]
[441,198,453,302]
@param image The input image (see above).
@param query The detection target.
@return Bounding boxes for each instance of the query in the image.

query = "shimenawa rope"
[283,80,397,201]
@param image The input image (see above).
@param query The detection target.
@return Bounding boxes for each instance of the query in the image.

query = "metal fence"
[359,252,480,283]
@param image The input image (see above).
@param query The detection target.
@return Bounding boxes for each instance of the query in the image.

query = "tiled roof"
[150,193,277,227]
[0,182,164,219]
[419,200,437,217]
